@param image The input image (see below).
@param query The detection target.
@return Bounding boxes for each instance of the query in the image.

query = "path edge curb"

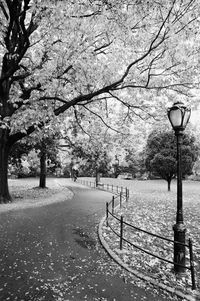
[98,214,199,301]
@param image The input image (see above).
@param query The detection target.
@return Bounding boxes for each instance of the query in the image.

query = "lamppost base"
[173,223,186,274]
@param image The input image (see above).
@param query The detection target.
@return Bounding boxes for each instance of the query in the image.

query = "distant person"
[72,168,78,182]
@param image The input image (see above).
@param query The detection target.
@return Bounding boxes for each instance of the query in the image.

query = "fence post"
[126,188,128,201]
[106,202,109,227]
[189,238,196,290]
[112,196,114,214]
[120,192,122,209]
[120,215,124,250]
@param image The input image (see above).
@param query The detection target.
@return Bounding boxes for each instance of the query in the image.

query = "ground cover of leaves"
[0,177,174,301]
[0,178,73,213]
[83,177,200,298]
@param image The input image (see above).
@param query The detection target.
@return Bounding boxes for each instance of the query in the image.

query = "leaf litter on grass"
[100,179,200,296]
[0,178,73,214]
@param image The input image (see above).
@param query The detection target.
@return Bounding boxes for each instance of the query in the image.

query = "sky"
[190,107,200,126]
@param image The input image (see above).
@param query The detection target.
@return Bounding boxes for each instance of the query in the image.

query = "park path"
[0,179,170,301]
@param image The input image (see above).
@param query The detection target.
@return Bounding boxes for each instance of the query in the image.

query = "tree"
[145,129,199,191]
[9,135,60,183]
[65,130,112,177]
[27,129,61,188]
[21,149,40,177]
[123,149,146,178]
[9,140,32,173]
[0,0,199,202]
[36,136,60,188]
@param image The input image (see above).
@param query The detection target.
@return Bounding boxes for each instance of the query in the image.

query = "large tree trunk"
[0,130,12,203]
[39,147,46,188]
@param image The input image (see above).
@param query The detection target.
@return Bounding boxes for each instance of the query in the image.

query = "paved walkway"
[0,180,172,300]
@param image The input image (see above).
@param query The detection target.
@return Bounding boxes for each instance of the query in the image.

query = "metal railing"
[78,178,196,290]
[78,178,129,198]
[106,193,196,291]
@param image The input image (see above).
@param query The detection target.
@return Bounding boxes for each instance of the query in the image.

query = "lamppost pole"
[173,129,186,274]
[167,101,191,275]
[176,130,183,224]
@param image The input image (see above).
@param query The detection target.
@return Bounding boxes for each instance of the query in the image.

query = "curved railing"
[106,194,196,291]
[78,177,196,290]
[78,178,129,197]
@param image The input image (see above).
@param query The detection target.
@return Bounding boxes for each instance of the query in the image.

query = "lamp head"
[167,102,191,133]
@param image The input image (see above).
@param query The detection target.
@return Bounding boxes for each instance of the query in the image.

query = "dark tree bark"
[0,58,14,203]
[0,1,36,202]
[0,130,12,203]
[167,178,171,191]
[39,145,46,188]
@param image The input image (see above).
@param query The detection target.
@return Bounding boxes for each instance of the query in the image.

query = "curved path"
[0,180,171,301]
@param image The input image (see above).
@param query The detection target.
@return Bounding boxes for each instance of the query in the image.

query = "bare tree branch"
[83,105,123,134]
[73,107,91,137]
[0,0,9,19]
[108,92,157,120]
[71,11,101,19]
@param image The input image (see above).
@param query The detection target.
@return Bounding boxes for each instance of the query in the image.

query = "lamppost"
[167,101,191,274]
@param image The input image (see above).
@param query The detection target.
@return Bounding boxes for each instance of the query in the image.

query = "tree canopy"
[0,0,199,202]
[145,129,199,190]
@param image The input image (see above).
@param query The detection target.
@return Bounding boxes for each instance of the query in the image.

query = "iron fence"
[78,178,196,290]
[106,193,196,291]
[78,178,129,198]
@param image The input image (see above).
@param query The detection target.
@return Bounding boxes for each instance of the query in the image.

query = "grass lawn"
[81,177,200,296]
[0,178,73,213]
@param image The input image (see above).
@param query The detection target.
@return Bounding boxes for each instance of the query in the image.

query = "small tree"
[123,149,146,178]
[9,140,32,175]
[32,133,61,188]
[71,145,111,177]
[145,129,199,191]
